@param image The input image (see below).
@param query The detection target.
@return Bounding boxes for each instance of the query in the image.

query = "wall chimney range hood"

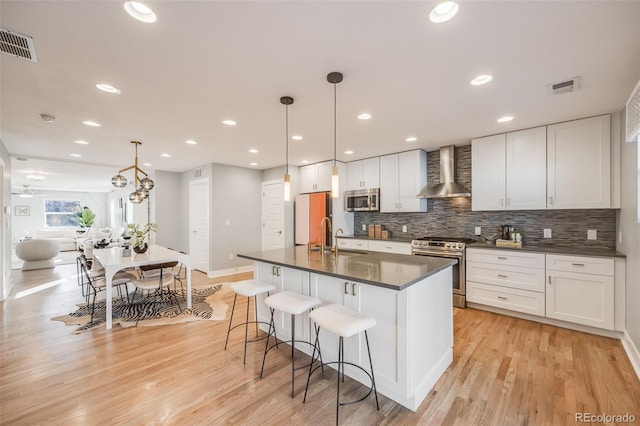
[418,145,470,198]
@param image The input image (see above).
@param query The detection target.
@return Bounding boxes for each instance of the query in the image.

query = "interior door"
[261,180,285,250]
[189,178,210,273]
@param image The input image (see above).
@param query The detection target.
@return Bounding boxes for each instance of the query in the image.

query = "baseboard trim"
[207,265,253,278]
[622,331,640,381]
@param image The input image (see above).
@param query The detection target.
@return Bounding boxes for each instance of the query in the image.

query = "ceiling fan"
[11,185,48,198]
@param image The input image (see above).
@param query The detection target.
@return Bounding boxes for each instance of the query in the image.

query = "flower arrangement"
[126,222,157,250]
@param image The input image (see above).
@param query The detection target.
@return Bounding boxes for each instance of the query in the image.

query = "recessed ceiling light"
[70,153,82,158]
[222,120,237,126]
[161,153,171,158]
[82,120,101,127]
[74,140,89,145]
[96,83,121,94]
[344,150,354,155]
[185,140,197,145]
[429,1,459,23]
[405,136,417,142]
[249,149,258,153]
[497,116,514,123]
[26,174,46,181]
[250,162,258,166]
[301,160,309,164]
[124,1,157,23]
[470,75,493,86]
[358,113,372,120]
[143,162,152,167]
[292,135,303,141]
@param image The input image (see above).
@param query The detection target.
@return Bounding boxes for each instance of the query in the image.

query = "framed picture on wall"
[15,206,30,216]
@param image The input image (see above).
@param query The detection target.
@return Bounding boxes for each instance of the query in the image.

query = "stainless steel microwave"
[344,188,380,212]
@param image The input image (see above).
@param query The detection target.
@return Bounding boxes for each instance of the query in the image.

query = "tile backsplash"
[354,145,617,249]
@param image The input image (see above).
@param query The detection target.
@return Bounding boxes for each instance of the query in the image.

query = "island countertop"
[238,246,457,291]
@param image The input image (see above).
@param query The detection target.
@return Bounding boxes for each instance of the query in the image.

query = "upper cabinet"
[547,115,611,209]
[472,127,547,211]
[346,157,380,190]
[472,114,612,211]
[300,160,333,193]
[380,150,427,213]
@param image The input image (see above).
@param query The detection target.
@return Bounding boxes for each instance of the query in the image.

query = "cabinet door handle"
[276,267,281,276]
[571,263,585,267]
[497,296,508,300]
[548,276,552,285]
[497,274,508,278]
[352,283,357,296]
[386,246,392,249]
[344,282,349,295]
[272,266,276,275]
[498,256,508,260]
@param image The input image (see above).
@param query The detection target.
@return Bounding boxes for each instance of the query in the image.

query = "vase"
[133,243,148,254]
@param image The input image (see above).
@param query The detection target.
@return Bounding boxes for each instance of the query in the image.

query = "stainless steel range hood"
[418,145,471,198]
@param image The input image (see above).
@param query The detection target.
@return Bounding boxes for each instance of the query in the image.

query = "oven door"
[412,249,463,296]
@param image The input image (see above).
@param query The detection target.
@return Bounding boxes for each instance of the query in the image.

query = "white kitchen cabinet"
[380,150,427,213]
[254,262,312,342]
[367,240,412,255]
[300,160,333,193]
[547,115,611,209]
[546,254,614,330]
[347,157,380,190]
[466,248,546,316]
[336,238,368,251]
[471,126,546,211]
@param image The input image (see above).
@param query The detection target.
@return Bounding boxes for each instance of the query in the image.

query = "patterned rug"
[52,284,227,334]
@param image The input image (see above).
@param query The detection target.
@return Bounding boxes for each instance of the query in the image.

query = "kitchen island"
[238,246,456,411]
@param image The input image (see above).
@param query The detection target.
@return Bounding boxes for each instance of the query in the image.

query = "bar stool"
[303,303,379,424]
[224,279,277,364]
[260,291,323,398]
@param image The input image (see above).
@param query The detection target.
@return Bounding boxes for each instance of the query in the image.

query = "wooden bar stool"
[224,279,277,364]
[303,303,379,424]
[259,291,323,398]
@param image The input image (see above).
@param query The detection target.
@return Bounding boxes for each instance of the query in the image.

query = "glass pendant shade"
[138,187,149,199]
[129,191,144,204]
[331,165,339,198]
[111,174,128,188]
[283,173,291,201]
[140,177,154,190]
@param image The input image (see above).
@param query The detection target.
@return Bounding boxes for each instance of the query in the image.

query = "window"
[44,199,81,227]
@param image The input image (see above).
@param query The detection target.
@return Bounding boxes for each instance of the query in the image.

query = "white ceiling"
[2,1,640,194]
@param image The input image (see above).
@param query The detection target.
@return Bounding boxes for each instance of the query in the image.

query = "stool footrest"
[305,360,376,406]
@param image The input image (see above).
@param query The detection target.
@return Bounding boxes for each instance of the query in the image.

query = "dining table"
[93,244,192,329]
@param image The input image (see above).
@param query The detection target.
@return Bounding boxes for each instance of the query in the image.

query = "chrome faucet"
[333,228,344,255]
[320,216,332,253]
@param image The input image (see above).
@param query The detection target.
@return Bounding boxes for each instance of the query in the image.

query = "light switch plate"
[587,229,597,240]
[543,229,552,238]
[362,224,366,231]
[474,226,481,235]
[402,225,407,233]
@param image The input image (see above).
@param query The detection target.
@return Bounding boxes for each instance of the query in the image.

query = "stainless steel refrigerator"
[294,192,331,246]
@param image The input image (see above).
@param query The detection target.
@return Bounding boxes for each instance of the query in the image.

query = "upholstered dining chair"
[130,263,182,324]
[138,260,185,297]
[78,257,136,322]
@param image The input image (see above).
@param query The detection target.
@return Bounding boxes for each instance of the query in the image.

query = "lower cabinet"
[336,238,368,251]
[367,240,412,255]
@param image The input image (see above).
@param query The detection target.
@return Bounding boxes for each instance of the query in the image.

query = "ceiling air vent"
[625,78,640,142]
[194,167,202,179]
[547,77,579,96]
[0,28,38,62]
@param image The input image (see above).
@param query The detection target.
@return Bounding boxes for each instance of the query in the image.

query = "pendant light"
[327,72,343,199]
[281,96,294,201]
[111,141,154,204]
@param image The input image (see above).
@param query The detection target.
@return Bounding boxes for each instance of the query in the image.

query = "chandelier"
[111,141,154,204]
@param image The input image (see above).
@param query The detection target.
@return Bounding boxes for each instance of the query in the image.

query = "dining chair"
[78,257,135,322]
[130,263,182,324]
[137,261,185,297]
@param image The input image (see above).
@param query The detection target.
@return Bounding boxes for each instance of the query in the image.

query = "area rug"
[52,284,227,334]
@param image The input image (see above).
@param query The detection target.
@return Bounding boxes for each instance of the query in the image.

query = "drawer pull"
[386,246,392,249]
[571,263,585,267]
[352,283,357,296]
[497,256,508,260]
[344,282,349,295]
[497,274,508,278]
[497,296,508,300]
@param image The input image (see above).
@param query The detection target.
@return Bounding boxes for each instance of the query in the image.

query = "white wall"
[153,170,182,250]
[618,107,640,351]
[10,191,108,243]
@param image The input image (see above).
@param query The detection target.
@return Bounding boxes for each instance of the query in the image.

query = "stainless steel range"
[411,237,475,308]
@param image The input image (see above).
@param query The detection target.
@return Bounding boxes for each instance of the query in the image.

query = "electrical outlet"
[543,229,552,238]
[362,224,366,231]
[402,225,408,233]
[474,226,481,235]
[587,229,597,240]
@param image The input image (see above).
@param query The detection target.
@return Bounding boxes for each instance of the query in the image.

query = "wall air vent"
[194,167,202,179]
[625,78,640,142]
[0,28,38,62]
[547,77,579,96]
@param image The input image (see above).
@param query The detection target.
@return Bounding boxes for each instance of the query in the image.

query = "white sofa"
[34,229,78,251]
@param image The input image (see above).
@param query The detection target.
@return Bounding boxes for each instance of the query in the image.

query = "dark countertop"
[467,242,626,258]
[337,235,414,243]
[238,246,457,291]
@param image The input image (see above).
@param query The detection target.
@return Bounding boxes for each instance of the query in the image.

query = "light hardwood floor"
[2,263,639,425]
